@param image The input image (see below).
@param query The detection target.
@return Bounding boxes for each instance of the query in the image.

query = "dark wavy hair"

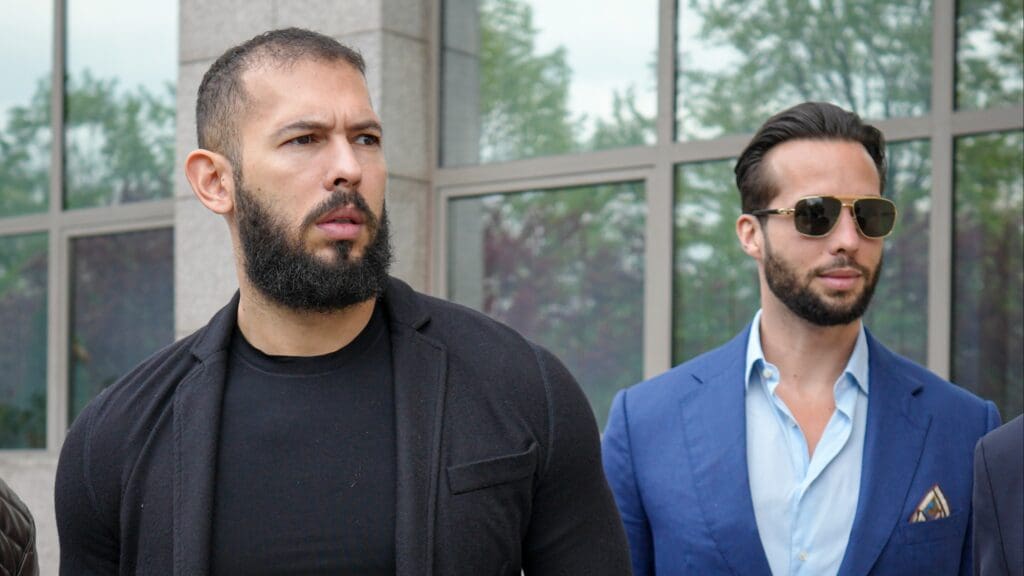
[734,102,887,214]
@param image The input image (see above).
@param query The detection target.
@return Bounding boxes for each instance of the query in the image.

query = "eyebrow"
[272,118,383,140]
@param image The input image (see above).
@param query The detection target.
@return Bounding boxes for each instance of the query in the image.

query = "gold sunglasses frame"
[748,195,898,239]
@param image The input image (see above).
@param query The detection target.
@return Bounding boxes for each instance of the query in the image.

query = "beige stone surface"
[174,196,239,339]
[179,0,277,62]
[387,176,432,292]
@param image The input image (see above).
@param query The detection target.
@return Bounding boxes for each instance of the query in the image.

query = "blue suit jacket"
[602,326,1001,575]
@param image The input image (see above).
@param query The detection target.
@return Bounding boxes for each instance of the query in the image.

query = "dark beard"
[764,244,881,327]
[235,180,393,313]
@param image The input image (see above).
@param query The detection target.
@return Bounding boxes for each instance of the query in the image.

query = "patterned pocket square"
[909,484,950,523]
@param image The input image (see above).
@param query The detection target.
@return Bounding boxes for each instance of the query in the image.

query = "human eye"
[287,134,317,146]
[354,133,381,147]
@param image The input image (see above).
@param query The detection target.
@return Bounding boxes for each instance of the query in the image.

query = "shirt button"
[762,368,774,379]
[799,551,808,562]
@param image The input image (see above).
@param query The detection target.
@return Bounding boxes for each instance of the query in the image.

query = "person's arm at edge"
[55,400,119,575]
[602,388,654,576]
[521,344,632,575]
[967,401,1004,576]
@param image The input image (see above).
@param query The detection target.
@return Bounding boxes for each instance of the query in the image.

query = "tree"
[0,71,176,446]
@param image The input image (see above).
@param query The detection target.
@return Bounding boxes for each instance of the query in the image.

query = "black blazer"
[973,414,1023,576]
[55,277,631,575]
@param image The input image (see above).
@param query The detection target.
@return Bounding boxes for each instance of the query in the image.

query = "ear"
[185,149,236,215]
[736,214,764,260]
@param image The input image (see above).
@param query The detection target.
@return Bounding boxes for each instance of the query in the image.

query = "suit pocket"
[447,443,538,495]
[895,511,966,545]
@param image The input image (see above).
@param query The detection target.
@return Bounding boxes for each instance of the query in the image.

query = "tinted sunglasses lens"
[794,197,841,236]
[855,198,896,238]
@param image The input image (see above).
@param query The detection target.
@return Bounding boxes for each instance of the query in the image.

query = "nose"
[828,205,862,255]
[324,138,362,191]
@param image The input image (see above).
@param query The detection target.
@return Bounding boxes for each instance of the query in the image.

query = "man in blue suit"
[602,102,1001,576]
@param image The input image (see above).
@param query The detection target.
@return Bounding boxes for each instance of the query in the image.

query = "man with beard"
[602,102,1000,576]
[55,28,630,575]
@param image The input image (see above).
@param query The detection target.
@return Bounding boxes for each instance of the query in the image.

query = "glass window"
[441,0,658,166]
[64,0,177,209]
[673,140,930,365]
[953,131,1023,421]
[677,1,933,140]
[447,182,646,427]
[69,229,174,424]
[863,140,931,364]
[673,160,758,363]
[956,0,1024,110]
[0,1,52,218]
[0,233,48,449]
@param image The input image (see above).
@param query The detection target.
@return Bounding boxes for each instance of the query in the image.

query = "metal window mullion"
[643,0,678,379]
[45,0,67,452]
[926,0,955,379]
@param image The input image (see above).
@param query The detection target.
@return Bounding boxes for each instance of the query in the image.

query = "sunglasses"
[748,196,898,239]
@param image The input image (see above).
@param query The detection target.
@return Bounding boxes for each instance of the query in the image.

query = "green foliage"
[479,0,579,161]
[953,132,1024,421]
[455,182,645,429]
[678,0,933,138]
[673,160,759,361]
[64,71,176,208]
[0,78,51,217]
[0,234,48,449]
[956,0,1024,110]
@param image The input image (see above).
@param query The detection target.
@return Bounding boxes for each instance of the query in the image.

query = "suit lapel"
[171,295,238,576]
[838,335,930,576]
[172,353,228,576]
[390,321,448,576]
[682,329,773,576]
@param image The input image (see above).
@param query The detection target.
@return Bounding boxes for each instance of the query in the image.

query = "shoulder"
[978,415,1023,463]
[57,320,211,499]
[869,336,994,413]
[385,278,550,370]
[620,328,748,405]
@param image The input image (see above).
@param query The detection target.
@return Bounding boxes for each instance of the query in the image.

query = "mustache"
[814,255,870,277]
[301,190,378,232]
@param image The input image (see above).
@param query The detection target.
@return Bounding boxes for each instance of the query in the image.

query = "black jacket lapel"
[172,295,237,576]
[385,280,448,576]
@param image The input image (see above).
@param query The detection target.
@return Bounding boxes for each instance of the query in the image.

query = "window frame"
[0,0,175,454]
[430,0,1024,387]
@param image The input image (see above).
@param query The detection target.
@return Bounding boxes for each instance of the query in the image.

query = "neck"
[236,282,377,357]
[758,299,861,393]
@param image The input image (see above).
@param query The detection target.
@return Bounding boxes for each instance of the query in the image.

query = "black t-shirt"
[210,306,396,575]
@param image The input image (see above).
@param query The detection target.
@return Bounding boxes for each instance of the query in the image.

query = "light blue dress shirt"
[745,310,870,576]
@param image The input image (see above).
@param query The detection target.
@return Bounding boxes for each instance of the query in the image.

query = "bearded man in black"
[55,28,630,576]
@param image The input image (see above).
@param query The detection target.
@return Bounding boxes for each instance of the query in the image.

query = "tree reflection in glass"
[63,0,177,209]
[0,0,52,218]
[448,183,646,428]
[676,0,933,140]
[954,132,1024,421]
[0,233,47,449]
[69,229,174,425]
[956,0,1024,110]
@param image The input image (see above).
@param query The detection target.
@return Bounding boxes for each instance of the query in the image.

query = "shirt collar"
[745,309,870,395]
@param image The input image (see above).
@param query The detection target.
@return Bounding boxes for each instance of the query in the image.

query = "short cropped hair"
[734,102,887,214]
[196,28,366,166]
